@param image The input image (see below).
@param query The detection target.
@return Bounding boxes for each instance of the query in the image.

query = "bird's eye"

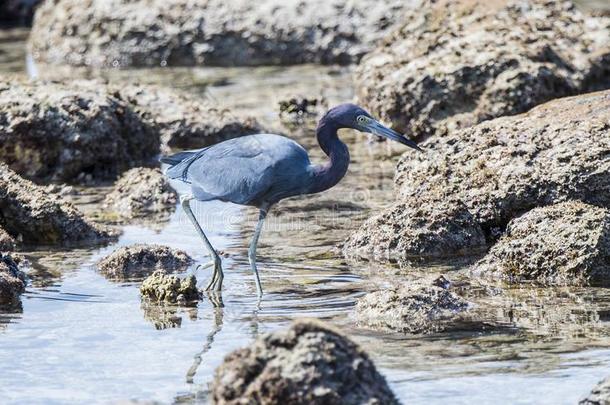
[356,115,368,125]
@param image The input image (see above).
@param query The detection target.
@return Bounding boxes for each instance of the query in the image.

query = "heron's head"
[322,103,422,152]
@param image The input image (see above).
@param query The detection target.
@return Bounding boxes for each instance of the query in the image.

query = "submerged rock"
[103,168,177,220]
[117,85,263,150]
[0,227,16,252]
[140,270,199,304]
[98,244,192,280]
[581,378,610,405]
[354,279,471,334]
[356,0,610,140]
[348,90,610,261]
[344,197,486,261]
[0,164,114,245]
[472,202,610,286]
[0,80,159,183]
[29,0,414,68]
[212,318,398,405]
[0,254,27,307]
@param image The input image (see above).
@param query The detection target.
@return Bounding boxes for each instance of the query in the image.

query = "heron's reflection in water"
[185,293,261,386]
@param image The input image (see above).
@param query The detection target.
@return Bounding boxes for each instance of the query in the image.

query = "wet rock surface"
[581,377,610,405]
[0,163,114,245]
[356,0,610,140]
[103,168,177,220]
[354,279,472,334]
[344,197,486,261]
[472,201,610,286]
[140,270,199,304]
[0,253,27,307]
[29,0,414,68]
[0,79,159,183]
[212,318,398,405]
[347,90,610,261]
[117,85,263,150]
[98,244,192,280]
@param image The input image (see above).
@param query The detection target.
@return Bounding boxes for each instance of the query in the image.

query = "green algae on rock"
[212,318,399,405]
[98,244,192,281]
[472,201,610,286]
[140,270,199,304]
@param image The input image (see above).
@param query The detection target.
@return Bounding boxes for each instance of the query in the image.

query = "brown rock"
[356,0,610,140]
[0,253,27,307]
[0,163,115,245]
[472,201,610,286]
[140,269,199,304]
[212,318,398,405]
[98,244,192,280]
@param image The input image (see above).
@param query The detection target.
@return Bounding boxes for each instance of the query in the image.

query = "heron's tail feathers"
[160,149,207,183]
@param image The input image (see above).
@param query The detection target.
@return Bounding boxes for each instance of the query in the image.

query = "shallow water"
[1,29,610,405]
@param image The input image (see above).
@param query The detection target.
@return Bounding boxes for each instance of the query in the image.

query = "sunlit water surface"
[0,28,609,405]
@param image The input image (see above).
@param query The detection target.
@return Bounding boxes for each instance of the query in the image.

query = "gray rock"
[0,253,27,307]
[355,0,610,141]
[103,168,177,220]
[29,0,415,68]
[0,80,158,183]
[347,90,610,261]
[581,378,610,405]
[344,197,486,261]
[116,85,263,150]
[98,244,192,280]
[140,269,199,304]
[472,201,610,286]
[354,279,471,334]
[212,318,398,405]
[0,163,115,245]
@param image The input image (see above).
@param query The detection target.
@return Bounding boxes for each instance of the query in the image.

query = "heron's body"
[166,134,321,207]
[162,104,420,296]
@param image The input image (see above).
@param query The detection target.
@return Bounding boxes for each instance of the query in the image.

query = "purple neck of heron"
[309,120,350,194]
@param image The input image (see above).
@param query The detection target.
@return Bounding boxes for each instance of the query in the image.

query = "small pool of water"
[1,29,609,405]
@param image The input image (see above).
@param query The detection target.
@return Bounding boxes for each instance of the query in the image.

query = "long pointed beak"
[367,120,422,152]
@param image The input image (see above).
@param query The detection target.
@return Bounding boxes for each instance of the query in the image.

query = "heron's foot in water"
[204,256,224,292]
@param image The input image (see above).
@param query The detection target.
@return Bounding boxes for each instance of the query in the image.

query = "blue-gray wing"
[168,134,311,205]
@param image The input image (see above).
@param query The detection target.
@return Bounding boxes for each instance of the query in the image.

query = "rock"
[212,318,398,405]
[0,80,264,182]
[581,378,610,405]
[98,244,192,280]
[343,197,486,261]
[140,269,199,304]
[0,79,159,183]
[29,0,415,68]
[0,0,41,25]
[278,96,328,127]
[354,280,471,334]
[116,85,263,150]
[472,201,610,286]
[349,90,610,261]
[0,227,16,252]
[103,168,177,220]
[0,163,114,245]
[0,253,27,307]
[355,0,610,140]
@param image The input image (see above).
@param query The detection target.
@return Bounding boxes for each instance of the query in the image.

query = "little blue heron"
[161,103,421,296]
